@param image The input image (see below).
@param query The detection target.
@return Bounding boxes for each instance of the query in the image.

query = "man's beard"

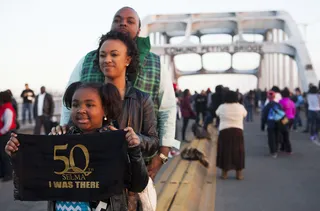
[111,28,139,40]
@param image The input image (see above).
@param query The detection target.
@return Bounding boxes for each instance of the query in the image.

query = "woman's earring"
[126,64,129,67]
[104,116,107,121]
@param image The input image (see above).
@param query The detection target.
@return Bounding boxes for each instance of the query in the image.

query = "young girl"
[5,82,148,211]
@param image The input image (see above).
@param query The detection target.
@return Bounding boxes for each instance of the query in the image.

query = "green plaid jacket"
[80,50,161,113]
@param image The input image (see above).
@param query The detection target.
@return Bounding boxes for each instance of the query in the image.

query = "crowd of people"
[174,83,320,180]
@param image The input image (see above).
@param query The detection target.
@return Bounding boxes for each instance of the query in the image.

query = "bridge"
[140,10,318,91]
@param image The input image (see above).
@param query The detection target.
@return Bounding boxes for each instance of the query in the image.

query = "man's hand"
[147,155,163,180]
[147,146,170,180]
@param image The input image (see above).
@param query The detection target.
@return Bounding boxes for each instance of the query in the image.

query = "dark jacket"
[195,94,207,112]
[47,126,149,211]
[261,101,281,130]
[118,84,159,161]
[33,93,54,118]
[180,96,196,118]
[211,93,224,117]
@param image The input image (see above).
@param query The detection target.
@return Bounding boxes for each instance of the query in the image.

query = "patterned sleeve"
[60,56,85,125]
[157,65,180,149]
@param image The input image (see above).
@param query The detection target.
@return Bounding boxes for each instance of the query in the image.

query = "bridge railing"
[15,97,62,122]
[155,124,218,211]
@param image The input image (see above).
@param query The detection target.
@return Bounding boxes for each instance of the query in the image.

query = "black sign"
[12,131,127,201]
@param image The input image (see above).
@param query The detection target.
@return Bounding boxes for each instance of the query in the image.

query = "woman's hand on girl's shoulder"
[49,125,68,135]
[124,127,140,148]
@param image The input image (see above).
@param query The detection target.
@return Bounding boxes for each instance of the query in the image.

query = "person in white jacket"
[216,90,247,180]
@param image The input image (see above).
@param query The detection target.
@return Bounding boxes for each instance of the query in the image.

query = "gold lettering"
[53,144,69,175]
[73,181,99,188]
[53,182,62,188]
[91,182,95,188]
[50,181,74,188]
[68,181,73,188]
[69,144,90,174]
[80,182,86,188]
[75,181,80,188]
[54,144,91,176]
[62,182,69,188]
[62,173,86,181]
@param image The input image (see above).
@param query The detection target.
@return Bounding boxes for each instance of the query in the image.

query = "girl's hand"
[5,133,20,156]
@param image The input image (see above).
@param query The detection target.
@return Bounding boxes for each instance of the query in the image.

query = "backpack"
[267,104,289,125]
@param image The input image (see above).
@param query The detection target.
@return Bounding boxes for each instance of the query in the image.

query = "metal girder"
[141,10,318,92]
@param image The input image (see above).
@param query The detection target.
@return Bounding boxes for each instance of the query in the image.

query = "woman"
[180,89,196,142]
[54,31,159,162]
[216,91,247,180]
[261,91,283,158]
[53,31,159,211]
[306,85,320,141]
[0,91,17,181]
[6,82,149,211]
[6,89,19,130]
[278,88,295,153]
[264,86,282,105]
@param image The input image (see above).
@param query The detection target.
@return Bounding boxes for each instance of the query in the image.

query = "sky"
[1,0,320,97]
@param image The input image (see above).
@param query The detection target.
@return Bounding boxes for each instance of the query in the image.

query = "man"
[260,88,267,109]
[211,85,224,128]
[236,88,243,104]
[292,87,304,130]
[60,7,177,179]
[194,90,207,124]
[33,86,54,135]
[20,83,35,124]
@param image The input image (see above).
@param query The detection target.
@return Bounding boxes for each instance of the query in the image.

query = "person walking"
[278,88,295,153]
[306,86,320,141]
[180,89,196,142]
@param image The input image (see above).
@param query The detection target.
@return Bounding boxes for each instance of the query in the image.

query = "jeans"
[34,115,52,135]
[293,108,302,129]
[279,120,293,153]
[196,111,205,124]
[267,128,279,154]
[308,110,320,136]
[182,118,190,141]
[203,112,213,130]
[246,105,253,122]
[22,102,33,123]
[304,109,310,132]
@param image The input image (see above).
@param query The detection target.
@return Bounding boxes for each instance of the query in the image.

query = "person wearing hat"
[261,91,283,158]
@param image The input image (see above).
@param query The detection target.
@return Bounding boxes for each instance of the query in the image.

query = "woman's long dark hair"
[63,82,122,124]
[183,89,190,98]
[95,30,140,75]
